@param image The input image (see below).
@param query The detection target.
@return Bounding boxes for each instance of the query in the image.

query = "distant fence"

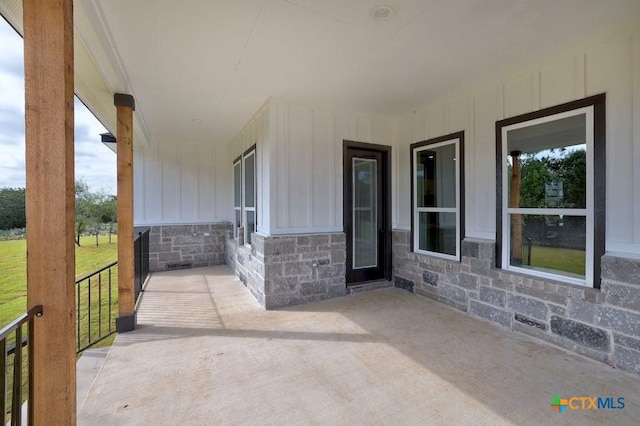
[0,228,25,241]
[0,226,118,241]
[521,215,586,250]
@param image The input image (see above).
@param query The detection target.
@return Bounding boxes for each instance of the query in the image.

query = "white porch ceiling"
[14,1,640,146]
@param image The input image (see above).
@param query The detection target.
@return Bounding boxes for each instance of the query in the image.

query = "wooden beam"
[23,0,75,424]
[115,94,136,332]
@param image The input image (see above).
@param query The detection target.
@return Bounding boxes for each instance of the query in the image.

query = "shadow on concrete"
[283,287,640,425]
[116,324,382,346]
[82,266,639,425]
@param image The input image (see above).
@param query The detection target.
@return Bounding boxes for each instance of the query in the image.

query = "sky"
[0,17,117,195]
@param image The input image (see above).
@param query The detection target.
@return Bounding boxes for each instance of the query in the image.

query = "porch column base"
[116,313,137,332]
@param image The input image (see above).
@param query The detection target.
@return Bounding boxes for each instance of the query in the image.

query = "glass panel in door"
[353,158,377,269]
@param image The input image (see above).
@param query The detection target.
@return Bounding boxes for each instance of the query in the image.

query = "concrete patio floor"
[78,266,639,425]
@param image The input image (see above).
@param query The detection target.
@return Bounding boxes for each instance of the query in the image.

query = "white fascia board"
[0,1,21,32]
[75,0,151,147]
[0,0,152,148]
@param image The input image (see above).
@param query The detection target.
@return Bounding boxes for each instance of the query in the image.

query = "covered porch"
[1,1,640,423]
[78,266,639,424]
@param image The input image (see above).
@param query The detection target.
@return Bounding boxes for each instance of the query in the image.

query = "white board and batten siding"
[136,23,640,258]
[228,101,272,235]
[395,24,640,257]
[133,139,231,225]
[228,99,395,236]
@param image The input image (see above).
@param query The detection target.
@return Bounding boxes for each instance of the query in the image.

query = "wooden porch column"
[510,151,523,264]
[23,0,76,424]
[115,94,136,332]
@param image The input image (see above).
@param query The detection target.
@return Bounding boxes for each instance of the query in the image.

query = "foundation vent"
[166,261,192,270]
[515,313,547,330]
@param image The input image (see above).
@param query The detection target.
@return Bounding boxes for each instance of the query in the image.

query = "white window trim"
[233,159,242,239]
[500,106,595,287]
[412,137,461,261]
[242,149,256,246]
[233,148,257,246]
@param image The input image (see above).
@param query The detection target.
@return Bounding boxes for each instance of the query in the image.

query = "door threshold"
[347,279,392,295]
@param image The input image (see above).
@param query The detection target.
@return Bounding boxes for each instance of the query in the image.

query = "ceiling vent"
[371,5,394,21]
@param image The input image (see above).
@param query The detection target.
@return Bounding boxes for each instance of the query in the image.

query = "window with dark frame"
[233,159,241,238]
[496,94,605,288]
[233,146,257,246]
[243,149,256,245]
[411,132,464,260]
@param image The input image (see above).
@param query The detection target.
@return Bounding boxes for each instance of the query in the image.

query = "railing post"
[135,231,142,301]
[0,306,43,424]
[11,327,22,426]
[0,339,6,419]
[23,0,76,423]
[28,313,37,423]
[144,230,150,280]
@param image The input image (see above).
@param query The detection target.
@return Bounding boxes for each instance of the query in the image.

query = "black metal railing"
[0,305,43,425]
[75,262,118,353]
[134,227,150,302]
[75,228,150,353]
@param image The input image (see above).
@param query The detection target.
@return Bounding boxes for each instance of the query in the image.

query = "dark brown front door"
[343,142,391,285]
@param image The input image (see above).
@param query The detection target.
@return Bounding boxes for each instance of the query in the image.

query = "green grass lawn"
[526,245,585,277]
[0,235,118,325]
[1,235,118,419]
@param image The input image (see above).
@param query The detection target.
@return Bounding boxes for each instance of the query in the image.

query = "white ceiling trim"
[80,0,152,146]
[0,0,22,33]
[0,0,152,147]
[5,0,640,150]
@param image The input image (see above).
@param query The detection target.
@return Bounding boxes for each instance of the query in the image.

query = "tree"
[519,156,555,208]
[87,199,104,247]
[75,180,92,246]
[75,181,117,246]
[94,194,117,244]
[548,149,586,208]
[0,188,26,230]
[0,182,114,243]
[101,196,117,243]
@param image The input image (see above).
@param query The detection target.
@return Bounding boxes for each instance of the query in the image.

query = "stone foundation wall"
[392,229,640,375]
[149,223,232,272]
[226,237,266,305]
[226,233,347,309]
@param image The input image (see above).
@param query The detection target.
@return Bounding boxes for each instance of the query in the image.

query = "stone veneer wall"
[226,233,347,309]
[392,229,640,375]
[149,223,232,272]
